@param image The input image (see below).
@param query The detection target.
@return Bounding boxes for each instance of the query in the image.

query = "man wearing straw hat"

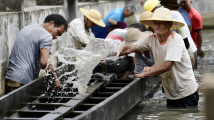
[161,0,193,33]
[144,0,198,69]
[120,8,198,108]
[159,2,196,69]
[66,8,106,50]
[144,0,192,33]
[91,5,136,39]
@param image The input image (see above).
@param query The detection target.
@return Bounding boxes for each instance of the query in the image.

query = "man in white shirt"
[143,0,198,69]
[120,8,198,108]
[66,8,106,50]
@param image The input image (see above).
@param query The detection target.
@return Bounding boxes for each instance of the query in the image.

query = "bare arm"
[134,64,156,79]
[188,25,192,33]
[135,61,174,78]
[131,57,135,66]
[40,48,60,88]
[108,19,117,25]
[196,30,204,58]
[120,45,139,56]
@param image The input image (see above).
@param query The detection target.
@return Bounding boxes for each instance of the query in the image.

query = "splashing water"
[48,36,123,93]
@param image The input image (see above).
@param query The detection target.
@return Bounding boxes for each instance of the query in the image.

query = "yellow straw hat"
[144,0,161,12]
[140,8,185,29]
[80,8,106,27]
[124,28,153,46]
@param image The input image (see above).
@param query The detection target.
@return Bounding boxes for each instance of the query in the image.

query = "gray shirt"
[5,24,52,84]
[134,52,154,74]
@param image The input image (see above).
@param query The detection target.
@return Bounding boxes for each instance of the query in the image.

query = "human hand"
[143,66,152,73]
[53,79,60,91]
[53,66,57,72]
[135,72,145,78]
[197,49,204,58]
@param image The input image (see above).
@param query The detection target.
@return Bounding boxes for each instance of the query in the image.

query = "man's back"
[104,8,125,26]
[178,8,192,28]
[66,17,95,50]
[171,10,197,52]
[5,24,52,84]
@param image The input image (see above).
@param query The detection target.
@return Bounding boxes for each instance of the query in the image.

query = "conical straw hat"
[140,8,185,29]
[80,8,106,27]
[124,28,153,46]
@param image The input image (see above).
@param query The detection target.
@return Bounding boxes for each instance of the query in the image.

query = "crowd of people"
[5,0,204,108]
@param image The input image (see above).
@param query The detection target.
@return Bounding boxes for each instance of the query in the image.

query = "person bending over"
[5,14,68,93]
[119,8,198,108]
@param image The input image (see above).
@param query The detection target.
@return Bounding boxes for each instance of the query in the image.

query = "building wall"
[77,1,126,19]
[0,1,127,96]
[191,0,214,12]
[191,0,214,28]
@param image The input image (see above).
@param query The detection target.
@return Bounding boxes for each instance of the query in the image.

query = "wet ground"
[121,29,214,120]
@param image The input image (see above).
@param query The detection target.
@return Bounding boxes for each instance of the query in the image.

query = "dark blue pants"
[167,90,199,108]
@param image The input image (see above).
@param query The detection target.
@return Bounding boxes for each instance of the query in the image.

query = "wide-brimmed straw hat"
[140,8,185,29]
[140,11,153,21]
[80,8,106,27]
[139,11,153,29]
[124,28,153,46]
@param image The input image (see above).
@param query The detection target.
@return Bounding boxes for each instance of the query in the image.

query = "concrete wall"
[126,0,144,13]
[0,1,127,96]
[192,0,214,28]
[77,1,126,20]
[0,0,23,12]
[24,0,36,8]
[191,0,214,12]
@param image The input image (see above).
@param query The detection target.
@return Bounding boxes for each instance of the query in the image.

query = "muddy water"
[121,29,214,120]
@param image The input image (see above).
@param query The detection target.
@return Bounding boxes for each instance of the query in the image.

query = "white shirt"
[66,17,95,50]
[134,31,198,100]
[171,11,197,52]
